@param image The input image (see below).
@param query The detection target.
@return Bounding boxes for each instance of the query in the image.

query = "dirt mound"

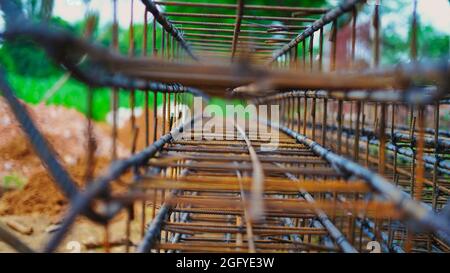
[116,105,175,152]
[0,157,111,216]
[117,110,159,152]
[0,98,128,216]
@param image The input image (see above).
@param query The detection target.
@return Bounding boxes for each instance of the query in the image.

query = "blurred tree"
[417,25,449,60]
[1,0,448,76]
[381,0,449,64]
[0,15,75,77]
[25,0,38,17]
[383,24,450,63]
[39,0,54,20]
[23,0,53,19]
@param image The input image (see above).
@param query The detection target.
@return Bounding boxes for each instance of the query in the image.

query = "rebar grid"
[0,0,448,253]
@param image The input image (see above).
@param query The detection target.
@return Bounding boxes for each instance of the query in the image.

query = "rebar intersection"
[0,0,448,253]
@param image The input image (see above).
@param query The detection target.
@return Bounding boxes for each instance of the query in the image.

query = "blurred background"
[0,0,448,122]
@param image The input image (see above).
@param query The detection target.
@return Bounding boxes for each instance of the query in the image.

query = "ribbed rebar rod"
[163,12,316,22]
[235,122,265,221]
[184,32,292,42]
[268,0,365,64]
[279,168,358,253]
[44,111,208,252]
[266,120,450,243]
[136,195,173,252]
[5,18,447,97]
[154,1,328,14]
[231,0,245,60]
[0,221,35,253]
[0,73,78,200]
[140,0,198,61]
[180,27,298,36]
[172,20,308,30]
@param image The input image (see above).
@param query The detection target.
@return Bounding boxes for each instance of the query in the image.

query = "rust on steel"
[0,0,448,254]
[269,0,366,63]
[231,0,245,60]
[141,0,198,61]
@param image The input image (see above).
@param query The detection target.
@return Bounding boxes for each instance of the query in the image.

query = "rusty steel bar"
[44,109,208,252]
[269,0,365,63]
[0,221,35,253]
[184,32,292,42]
[265,120,450,238]
[154,1,329,14]
[235,123,265,222]
[280,168,357,253]
[0,0,449,254]
[3,14,447,100]
[173,20,308,30]
[140,0,198,61]
[163,11,317,23]
[231,0,245,60]
[180,27,298,36]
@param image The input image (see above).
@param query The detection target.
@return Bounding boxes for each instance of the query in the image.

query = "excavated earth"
[0,98,155,252]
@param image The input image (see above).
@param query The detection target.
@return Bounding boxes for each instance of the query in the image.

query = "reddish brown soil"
[0,99,127,216]
[0,96,169,217]
[0,158,111,216]
[116,110,164,152]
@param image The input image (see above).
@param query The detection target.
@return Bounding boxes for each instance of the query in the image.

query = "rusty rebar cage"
[0,0,448,253]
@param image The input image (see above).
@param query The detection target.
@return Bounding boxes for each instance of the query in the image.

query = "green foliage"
[165,0,327,27]
[382,23,449,65]
[418,25,449,60]
[165,0,327,17]
[96,23,162,56]
[5,73,182,121]
[7,72,108,120]
[0,16,76,77]
[0,39,56,77]
[2,172,27,190]
[1,0,448,122]
[22,0,55,20]
[380,0,449,65]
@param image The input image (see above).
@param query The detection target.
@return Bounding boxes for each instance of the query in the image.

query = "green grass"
[6,73,240,122]
[2,172,27,190]
[7,73,160,121]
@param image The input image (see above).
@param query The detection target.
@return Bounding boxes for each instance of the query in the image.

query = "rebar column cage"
[0,0,448,253]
